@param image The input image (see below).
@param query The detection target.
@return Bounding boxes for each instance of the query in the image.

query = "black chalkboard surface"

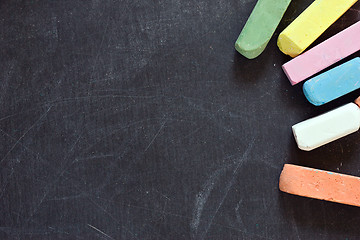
[1,0,360,239]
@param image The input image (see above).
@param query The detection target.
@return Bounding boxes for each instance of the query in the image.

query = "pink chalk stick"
[282,21,360,85]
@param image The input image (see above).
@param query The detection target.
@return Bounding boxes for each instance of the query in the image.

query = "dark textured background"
[1,0,360,239]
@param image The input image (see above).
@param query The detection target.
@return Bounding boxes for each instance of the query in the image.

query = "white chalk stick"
[292,102,360,151]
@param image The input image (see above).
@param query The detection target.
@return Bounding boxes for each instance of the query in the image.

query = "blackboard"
[1,0,360,239]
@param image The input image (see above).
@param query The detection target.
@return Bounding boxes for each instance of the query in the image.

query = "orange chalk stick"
[279,164,360,207]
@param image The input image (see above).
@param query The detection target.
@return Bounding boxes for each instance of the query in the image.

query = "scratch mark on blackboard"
[99,198,266,238]
[47,226,73,238]
[191,167,224,234]
[289,208,301,240]
[44,94,160,106]
[292,217,301,240]
[0,106,43,122]
[0,106,52,164]
[0,60,15,104]
[87,224,115,240]
[202,139,254,238]
[25,133,82,224]
[86,195,140,240]
[88,12,110,91]
[127,203,187,219]
[152,188,171,201]
[0,168,14,199]
[75,154,114,162]
[182,126,203,140]
[191,138,255,240]
[235,199,247,233]
[47,193,86,201]
[144,119,167,152]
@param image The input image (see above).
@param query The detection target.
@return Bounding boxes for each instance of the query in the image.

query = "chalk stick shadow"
[278,190,360,237]
[287,127,359,171]
[231,50,269,85]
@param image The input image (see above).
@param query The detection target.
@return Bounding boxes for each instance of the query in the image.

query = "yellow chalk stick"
[278,0,358,57]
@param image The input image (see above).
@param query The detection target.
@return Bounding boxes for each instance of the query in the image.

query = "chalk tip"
[234,35,269,59]
[303,81,323,106]
[282,64,297,85]
[277,33,302,58]
[292,125,313,151]
[234,42,263,59]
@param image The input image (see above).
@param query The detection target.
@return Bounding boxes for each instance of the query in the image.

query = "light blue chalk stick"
[303,57,360,106]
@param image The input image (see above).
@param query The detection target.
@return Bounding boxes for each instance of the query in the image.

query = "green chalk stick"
[235,0,292,59]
